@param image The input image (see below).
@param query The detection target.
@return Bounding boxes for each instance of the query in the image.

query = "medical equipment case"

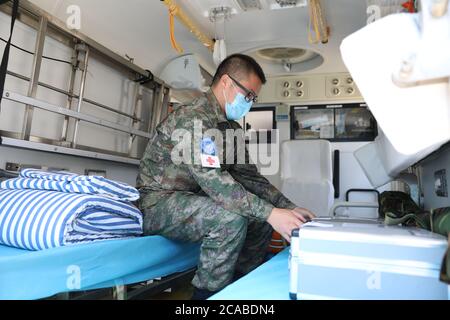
[289,219,449,300]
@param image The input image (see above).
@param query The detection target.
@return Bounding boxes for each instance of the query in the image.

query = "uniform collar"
[206,89,228,123]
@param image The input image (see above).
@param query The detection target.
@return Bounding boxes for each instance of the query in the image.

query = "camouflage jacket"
[137,89,296,221]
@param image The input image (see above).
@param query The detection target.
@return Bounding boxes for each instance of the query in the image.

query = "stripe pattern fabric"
[0,189,143,250]
[0,169,139,201]
[0,169,143,250]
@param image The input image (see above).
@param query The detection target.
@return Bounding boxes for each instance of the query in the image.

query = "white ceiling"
[30,0,368,78]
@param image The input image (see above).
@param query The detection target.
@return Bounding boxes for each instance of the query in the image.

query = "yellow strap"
[308,0,320,44]
[168,5,184,54]
[315,0,329,43]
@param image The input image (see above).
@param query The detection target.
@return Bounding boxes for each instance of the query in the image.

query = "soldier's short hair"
[211,54,266,87]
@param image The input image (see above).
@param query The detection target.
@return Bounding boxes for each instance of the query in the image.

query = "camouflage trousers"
[141,191,273,291]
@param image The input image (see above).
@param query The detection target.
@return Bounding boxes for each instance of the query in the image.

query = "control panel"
[259,73,363,103]
[325,75,359,98]
[276,78,308,101]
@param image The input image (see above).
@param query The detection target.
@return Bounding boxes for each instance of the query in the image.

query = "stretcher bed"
[210,248,290,300]
[0,235,200,300]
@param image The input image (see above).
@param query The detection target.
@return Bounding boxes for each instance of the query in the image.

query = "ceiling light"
[236,0,263,11]
[270,0,307,10]
[209,6,233,22]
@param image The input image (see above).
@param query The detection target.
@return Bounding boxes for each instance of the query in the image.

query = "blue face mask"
[223,87,253,121]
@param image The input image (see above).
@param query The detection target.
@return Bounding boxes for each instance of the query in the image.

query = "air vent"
[256,47,317,64]
[236,0,263,11]
[269,0,307,10]
[276,0,299,7]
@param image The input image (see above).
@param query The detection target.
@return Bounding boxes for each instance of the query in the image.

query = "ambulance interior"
[0,0,449,300]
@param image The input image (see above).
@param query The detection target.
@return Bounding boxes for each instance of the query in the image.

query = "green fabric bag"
[380,191,430,229]
[440,240,450,284]
[433,207,450,284]
[379,191,423,220]
[380,191,450,235]
[380,191,450,284]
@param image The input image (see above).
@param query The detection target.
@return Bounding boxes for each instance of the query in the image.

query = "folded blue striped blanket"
[0,169,143,250]
[0,189,143,250]
[0,169,139,201]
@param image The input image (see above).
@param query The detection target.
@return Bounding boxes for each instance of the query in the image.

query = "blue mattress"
[0,236,200,300]
[210,247,291,300]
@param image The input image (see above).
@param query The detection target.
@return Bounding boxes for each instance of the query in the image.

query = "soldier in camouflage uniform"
[137,54,315,299]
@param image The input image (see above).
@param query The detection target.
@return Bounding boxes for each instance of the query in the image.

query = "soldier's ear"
[220,74,231,89]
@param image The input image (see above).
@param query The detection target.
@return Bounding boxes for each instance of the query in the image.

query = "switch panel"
[326,75,360,98]
[5,162,68,172]
[276,78,309,101]
[258,73,363,104]
[275,103,290,122]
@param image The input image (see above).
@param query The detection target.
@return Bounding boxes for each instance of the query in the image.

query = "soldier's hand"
[291,207,316,223]
[266,208,304,243]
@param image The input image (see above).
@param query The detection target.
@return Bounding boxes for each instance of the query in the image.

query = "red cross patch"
[201,154,220,168]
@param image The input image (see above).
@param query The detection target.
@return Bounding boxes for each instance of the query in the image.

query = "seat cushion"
[281,178,334,217]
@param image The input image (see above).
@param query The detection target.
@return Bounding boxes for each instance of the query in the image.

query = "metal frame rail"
[52,268,196,300]
[0,0,171,164]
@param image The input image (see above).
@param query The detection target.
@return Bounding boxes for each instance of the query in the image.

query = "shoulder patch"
[200,137,220,168]
[200,137,217,156]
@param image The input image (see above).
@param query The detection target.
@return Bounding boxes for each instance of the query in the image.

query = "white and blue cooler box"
[289,219,449,300]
